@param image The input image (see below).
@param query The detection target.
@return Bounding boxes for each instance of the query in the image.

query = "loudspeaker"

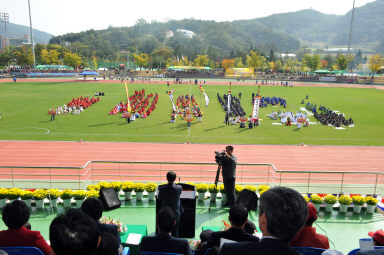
[236,189,258,211]
[99,188,121,210]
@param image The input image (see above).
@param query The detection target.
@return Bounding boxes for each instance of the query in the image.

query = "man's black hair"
[2,200,30,229]
[157,207,176,233]
[200,229,214,243]
[229,204,248,226]
[166,171,176,183]
[259,187,308,242]
[226,145,234,151]
[50,209,100,255]
[81,197,104,221]
[244,221,257,235]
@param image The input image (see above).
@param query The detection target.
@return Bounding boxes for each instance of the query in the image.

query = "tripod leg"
[209,165,222,213]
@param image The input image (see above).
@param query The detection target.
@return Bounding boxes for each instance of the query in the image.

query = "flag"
[252,97,261,120]
[124,82,131,113]
[203,92,209,107]
[227,93,231,114]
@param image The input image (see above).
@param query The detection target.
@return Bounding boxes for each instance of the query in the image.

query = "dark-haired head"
[229,204,248,227]
[50,209,100,255]
[2,200,30,229]
[166,171,176,183]
[156,207,176,233]
[81,198,104,221]
[258,186,308,242]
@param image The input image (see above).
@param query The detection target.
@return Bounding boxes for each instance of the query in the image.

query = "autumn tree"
[133,53,149,69]
[221,59,235,71]
[64,52,82,69]
[234,57,244,68]
[303,54,321,72]
[334,54,350,70]
[368,54,384,74]
[194,55,210,66]
[246,50,262,72]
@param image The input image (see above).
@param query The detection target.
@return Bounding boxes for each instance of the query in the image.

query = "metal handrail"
[0,161,383,194]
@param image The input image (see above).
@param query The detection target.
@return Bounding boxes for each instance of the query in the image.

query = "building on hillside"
[176,29,195,39]
[279,53,296,58]
[165,30,174,38]
[324,47,358,55]
[8,34,30,47]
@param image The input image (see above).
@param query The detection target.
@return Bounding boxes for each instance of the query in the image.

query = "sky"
[0,0,377,36]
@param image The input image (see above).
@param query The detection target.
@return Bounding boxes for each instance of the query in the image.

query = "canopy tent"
[167,66,211,71]
[35,65,74,70]
[333,70,347,75]
[313,69,332,74]
[79,71,99,75]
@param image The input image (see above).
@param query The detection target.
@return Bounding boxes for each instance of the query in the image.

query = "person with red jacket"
[290,202,329,249]
[0,200,52,255]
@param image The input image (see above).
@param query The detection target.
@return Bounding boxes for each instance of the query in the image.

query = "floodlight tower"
[27,0,36,67]
[0,12,9,47]
[347,0,356,57]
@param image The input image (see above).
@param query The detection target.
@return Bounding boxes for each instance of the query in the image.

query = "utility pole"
[28,0,36,68]
[347,0,356,57]
[0,12,9,47]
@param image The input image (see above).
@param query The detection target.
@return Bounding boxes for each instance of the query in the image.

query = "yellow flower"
[244,185,257,192]
[134,183,145,192]
[196,183,208,193]
[60,189,73,199]
[122,181,135,192]
[47,189,60,199]
[235,185,244,194]
[33,189,47,200]
[87,190,99,198]
[73,190,87,200]
[86,185,100,191]
[144,183,158,193]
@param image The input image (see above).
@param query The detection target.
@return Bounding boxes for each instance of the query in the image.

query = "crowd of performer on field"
[109,89,159,120]
[53,96,100,116]
[252,93,287,108]
[268,111,310,128]
[306,102,354,127]
[170,94,203,123]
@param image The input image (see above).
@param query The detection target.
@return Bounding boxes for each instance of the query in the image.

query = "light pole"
[0,12,9,48]
[347,0,356,57]
[27,0,36,67]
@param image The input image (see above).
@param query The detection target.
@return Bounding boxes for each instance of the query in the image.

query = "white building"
[176,29,195,39]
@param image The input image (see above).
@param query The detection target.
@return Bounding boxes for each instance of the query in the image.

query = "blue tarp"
[79,71,99,75]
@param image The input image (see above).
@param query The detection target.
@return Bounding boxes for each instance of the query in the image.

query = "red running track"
[0,141,383,172]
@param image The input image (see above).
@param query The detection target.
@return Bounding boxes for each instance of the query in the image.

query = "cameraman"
[221,145,237,207]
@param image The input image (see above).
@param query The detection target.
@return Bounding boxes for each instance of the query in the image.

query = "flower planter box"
[221,193,227,203]
[339,204,349,213]
[22,199,31,208]
[50,199,58,208]
[210,193,217,202]
[136,192,143,201]
[35,199,44,209]
[197,192,205,201]
[0,199,5,208]
[75,200,83,208]
[325,203,334,213]
[148,192,155,201]
[124,192,132,200]
[63,199,72,208]
[353,204,362,213]
[366,204,376,213]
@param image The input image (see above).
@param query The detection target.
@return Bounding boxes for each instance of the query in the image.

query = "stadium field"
[0,81,383,145]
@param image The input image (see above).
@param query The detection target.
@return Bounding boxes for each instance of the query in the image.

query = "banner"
[203,92,209,107]
[124,82,131,113]
[252,97,261,120]
[199,85,209,107]
[167,90,176,111]
[227,92,232,114]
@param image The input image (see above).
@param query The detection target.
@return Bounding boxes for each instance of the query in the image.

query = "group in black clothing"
[306,102,354,127]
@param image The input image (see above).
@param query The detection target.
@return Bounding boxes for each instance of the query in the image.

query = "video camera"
[214,150,226,165]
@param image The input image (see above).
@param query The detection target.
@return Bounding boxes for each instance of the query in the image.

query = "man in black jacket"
[140,207,192,255]
[221,146,237,207]
[219,187,308,255]
[158,171,183,237]
[197,204,258,255]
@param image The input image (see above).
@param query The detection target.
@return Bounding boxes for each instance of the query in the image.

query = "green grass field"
[0,81,383,145]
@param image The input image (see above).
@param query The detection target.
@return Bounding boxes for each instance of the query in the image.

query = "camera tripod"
[208,164,222,212]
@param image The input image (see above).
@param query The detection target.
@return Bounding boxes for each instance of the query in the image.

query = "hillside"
[0,22,52,44]
[47,0,384,59]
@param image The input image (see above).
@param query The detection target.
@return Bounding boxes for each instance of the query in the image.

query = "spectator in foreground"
[49,209,101,255]
[0,200,51,255]
[290,202,329,249]
[139,207,193,255]
[358,230,384,255]
[219,186,308,255]
[81,198,121,248]
[197,204,259,255]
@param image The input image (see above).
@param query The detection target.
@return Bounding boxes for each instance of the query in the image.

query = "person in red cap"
[369,230,384,246]
[290,202,329,249]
